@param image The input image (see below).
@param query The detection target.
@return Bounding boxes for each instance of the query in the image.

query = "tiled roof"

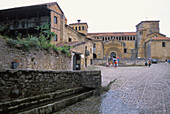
[56,41,85,47]
[147,32,166,37]
[69,23,88,25]
[87,32,137,36]
[151,37,170,41]
[0,2,64,14]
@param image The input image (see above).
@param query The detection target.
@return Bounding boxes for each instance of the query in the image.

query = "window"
[154,35,157,38]
[93,43,96,48]
[54,16,57,24]
[140,31,143,35]
[79,26,81,30]
[82,26,84,30]
[124,48,127,53]
[122,37,124,40]
[162,42,166,47]
[54,35,57,41]
[93,43,96,52]
[68,38,72,42]
[75,27,77,30]
[130,36,132,40]
[133,36,136,40]
[128,37,129,41]
[119,37,121,40]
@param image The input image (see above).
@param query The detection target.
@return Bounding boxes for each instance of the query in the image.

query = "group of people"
[106,57,119,68]
[145,61,151,67]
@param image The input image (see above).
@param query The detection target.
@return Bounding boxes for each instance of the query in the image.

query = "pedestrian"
[117,57,119,66]
[145,61,148,67]
[148,61,151,67]
[114,61,117,68]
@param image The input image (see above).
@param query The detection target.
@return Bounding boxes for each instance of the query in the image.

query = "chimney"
[77,19,81,23]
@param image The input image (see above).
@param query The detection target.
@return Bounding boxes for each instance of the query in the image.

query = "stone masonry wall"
[0,38,71,70]
[0,69,101,102]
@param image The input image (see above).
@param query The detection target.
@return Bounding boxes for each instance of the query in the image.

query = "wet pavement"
[55,63,170,114]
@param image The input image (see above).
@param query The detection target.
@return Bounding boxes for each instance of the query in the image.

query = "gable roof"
[0,2,64,14]
[151,37,170,41]
[147,32,166,37]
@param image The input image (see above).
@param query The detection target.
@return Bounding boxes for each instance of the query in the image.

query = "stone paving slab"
[56,63,170,114]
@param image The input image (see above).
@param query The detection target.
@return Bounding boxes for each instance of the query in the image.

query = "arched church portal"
[110,52,116,58]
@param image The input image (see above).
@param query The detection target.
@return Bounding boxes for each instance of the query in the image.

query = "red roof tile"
[151,37,170,41]
[87,32,137,36]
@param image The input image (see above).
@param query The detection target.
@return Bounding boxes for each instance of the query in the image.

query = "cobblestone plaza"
[57,63,170,114]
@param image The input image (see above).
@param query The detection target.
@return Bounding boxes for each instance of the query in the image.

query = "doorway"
[73,54,81,70]
[110,52,116,58]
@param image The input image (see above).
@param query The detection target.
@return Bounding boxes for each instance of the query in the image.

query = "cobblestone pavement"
[56,63,170,114]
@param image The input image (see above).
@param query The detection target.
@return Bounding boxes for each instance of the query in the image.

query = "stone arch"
[105,47,122,58]
[110,52,116,58]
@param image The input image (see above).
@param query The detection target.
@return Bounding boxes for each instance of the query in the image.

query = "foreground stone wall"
[0,69,101,102]
[0,38,71,70]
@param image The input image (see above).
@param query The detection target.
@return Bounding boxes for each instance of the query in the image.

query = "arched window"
[82,26,84,30]
[130,36,132,40]
[68,38,72,42]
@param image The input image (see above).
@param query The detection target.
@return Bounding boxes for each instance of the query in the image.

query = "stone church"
[71,20,170,61]
[0,2,170,70]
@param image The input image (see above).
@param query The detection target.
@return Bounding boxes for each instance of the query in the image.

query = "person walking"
[114,60,117,68]
[148,61,151,67]
[145,61,148,67]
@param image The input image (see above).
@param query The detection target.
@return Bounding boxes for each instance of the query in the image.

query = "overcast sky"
[0,0,170,37]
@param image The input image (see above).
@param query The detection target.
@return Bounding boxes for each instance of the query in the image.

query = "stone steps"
[0,87,94,114]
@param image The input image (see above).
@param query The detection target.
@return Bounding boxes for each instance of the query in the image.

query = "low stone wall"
[94,58,148,66]
[0,69,101,102]
[0,38,71,70]
[120,58,148,66]
[93,59,107,65]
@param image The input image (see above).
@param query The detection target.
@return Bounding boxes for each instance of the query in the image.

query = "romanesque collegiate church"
[0,2,170,70]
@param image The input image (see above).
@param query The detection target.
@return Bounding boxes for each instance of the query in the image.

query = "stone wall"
[94,58,147,66]
[120,58,148,66]
[0,38,71,70]
[0,69,101,102]
[93,59,107,65]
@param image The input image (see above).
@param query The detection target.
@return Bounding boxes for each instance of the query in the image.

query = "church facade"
[70,20,170,61]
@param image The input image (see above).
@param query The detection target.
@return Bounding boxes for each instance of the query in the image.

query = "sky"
[0,0,170,37]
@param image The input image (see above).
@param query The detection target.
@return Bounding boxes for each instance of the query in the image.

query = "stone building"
[0,2,66,44]
[87,32,137,59]
[86,20,170,61]
[0,2,170,71]
[0,2,93,70]
[145,37,170,61]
